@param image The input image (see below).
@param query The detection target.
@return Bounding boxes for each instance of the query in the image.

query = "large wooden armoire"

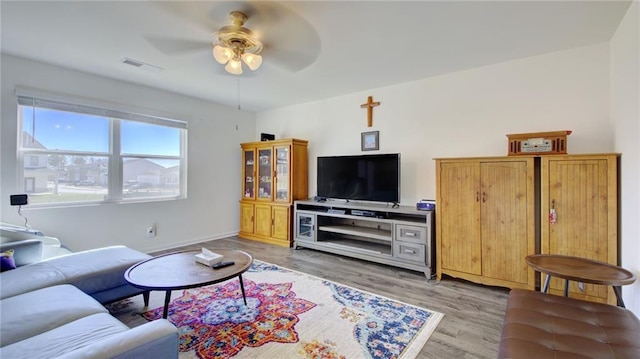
[435,156,536,290]
[436,153,620,303]
[239,138,308,247]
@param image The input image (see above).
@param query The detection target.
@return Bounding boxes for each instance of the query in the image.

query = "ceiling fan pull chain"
[237,78,241,111]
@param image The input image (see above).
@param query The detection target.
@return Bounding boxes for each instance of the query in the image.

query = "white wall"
[260,35,640,316]
[1,54,256,253]
[611,1,640,315]
[257,43,613,205]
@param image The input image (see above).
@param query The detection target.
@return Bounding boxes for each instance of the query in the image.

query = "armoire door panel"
[546,160,609,261]
[439,162,481,275]
[480,161,530,284]
[541,155,618,304]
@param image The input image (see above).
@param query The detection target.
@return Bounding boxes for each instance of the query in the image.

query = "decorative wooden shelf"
[507,130,572,156]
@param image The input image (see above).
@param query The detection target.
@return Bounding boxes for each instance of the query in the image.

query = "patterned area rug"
[107,260,443,359]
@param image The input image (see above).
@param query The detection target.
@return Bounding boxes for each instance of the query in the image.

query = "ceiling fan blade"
[263,46,320,73]
[151,2,221,33]
[145,35,210,55]
[247,3,321,72]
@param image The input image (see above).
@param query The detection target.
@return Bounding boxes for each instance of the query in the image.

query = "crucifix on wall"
[360,96,380,127]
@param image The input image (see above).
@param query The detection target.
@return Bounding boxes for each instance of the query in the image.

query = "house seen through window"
[17,94,187,205]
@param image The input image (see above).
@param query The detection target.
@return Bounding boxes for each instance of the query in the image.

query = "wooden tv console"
[293,200,435,277]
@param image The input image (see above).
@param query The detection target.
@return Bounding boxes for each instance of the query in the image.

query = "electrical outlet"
[146,226,156,238]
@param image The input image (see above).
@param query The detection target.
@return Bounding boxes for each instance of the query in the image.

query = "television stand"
[293,200,435,278]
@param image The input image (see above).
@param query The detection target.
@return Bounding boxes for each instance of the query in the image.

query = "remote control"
[211,261,235,269]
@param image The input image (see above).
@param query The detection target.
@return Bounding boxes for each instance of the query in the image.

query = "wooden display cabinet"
[239,138,308,247]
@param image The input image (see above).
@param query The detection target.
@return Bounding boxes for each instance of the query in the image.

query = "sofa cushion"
[498,289,640,359]
[0,313,128,359]
[45,246,150,294]
[0,284,107,347]
[0,261,66,299]
[0,245,150,300]
[57,318,179,359]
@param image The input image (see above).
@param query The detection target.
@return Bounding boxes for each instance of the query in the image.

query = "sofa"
[0,245,179,359]
[498,289,640,358]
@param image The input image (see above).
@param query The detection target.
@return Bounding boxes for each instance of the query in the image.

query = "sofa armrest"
[0,239,43,266]
[55,319,178,359]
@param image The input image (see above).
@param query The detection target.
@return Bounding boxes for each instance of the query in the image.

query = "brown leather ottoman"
[498,289,640,358]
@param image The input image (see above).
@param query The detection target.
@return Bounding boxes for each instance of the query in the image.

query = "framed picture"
[361,131,379,151]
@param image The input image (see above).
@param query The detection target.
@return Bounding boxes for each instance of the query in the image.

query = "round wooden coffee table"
[124,249,253,318]
[526,254,636,307]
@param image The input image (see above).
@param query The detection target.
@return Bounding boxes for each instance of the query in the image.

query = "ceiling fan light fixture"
[242,52,262,71]
[213,11,264,75]
[213,45,233,64]
[225,59,243,75]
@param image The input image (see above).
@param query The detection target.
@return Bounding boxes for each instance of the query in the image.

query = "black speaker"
[261,133,275,141]
[10,194,28,206]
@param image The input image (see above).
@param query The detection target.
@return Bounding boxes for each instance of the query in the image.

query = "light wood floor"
[153,236,509,359]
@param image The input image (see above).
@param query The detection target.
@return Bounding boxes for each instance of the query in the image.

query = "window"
[17,93,187,205]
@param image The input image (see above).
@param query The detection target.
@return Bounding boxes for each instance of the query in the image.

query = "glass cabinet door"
[257,147,272,200]
[242,149,256,199]
[274,145,290,202]
[295,212,315,242]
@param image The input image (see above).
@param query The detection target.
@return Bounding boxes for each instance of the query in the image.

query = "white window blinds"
[16,93,187,129]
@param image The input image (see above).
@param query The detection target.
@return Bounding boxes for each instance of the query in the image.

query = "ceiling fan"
[212,11,263,75]
[146,1,320,76]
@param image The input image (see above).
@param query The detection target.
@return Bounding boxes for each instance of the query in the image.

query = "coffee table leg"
[564,279,569,297]
[239,274,247,305]
[143,291,150,307]
[613,286,626,308]
[542,274,550,293]
[163,290,172,319]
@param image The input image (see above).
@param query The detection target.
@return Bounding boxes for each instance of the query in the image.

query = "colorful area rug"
[107,260,443,359]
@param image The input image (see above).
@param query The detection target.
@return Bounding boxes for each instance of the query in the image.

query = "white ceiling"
[1,1,631,112]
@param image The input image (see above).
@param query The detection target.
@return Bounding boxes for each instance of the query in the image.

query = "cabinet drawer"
[395,224,426,244]
[394,242,426,263]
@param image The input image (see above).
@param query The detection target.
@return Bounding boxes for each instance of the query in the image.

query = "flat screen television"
[317,153,400,203]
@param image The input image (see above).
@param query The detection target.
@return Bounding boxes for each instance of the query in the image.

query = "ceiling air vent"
[120,57,163,73]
